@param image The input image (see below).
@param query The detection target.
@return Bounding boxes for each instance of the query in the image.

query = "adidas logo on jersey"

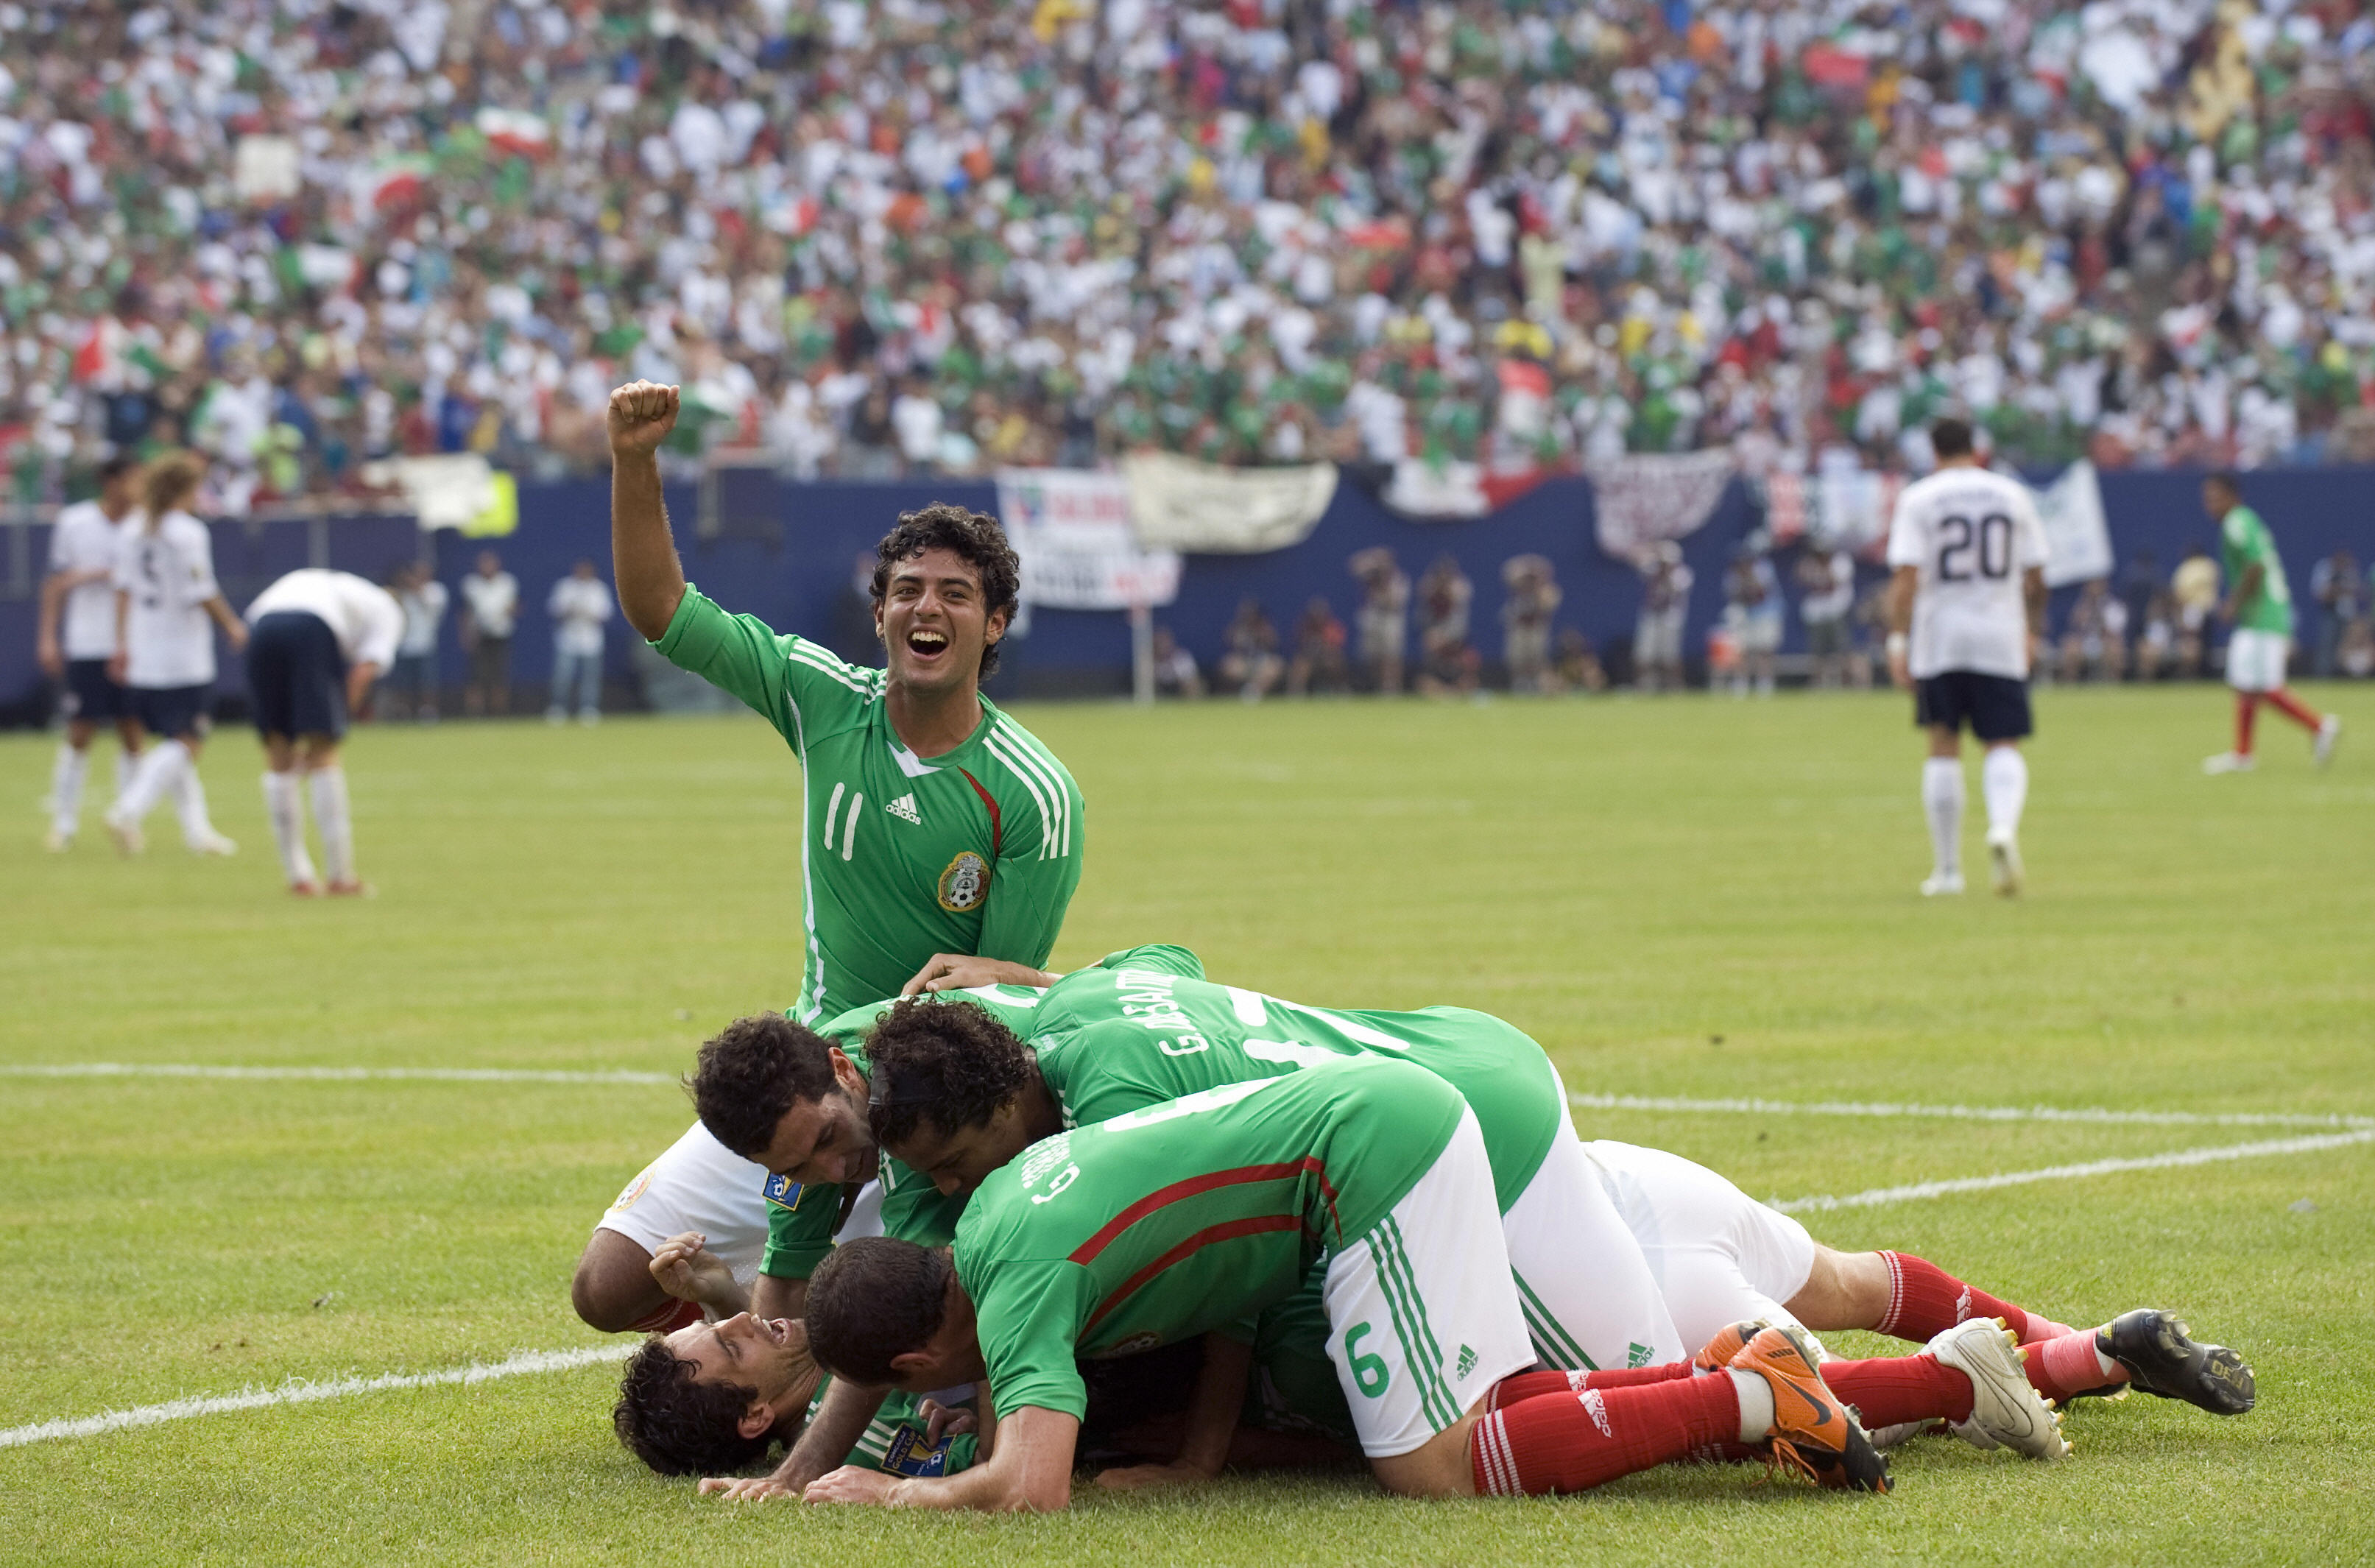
[885,793,921,824]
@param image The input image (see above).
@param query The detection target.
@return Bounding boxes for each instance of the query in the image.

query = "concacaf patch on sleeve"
[763,1173,804,1209]
[879,1422,956,1477]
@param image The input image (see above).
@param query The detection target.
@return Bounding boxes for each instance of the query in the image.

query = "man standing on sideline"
[547,559,615,724]
[36,456,144,850]
[459,549,518,716]
[1885,418,2048,897]
[2201,474,2340,773]
[574,378,1085,1338]
[243,568,404,895]
[389,562,447,721]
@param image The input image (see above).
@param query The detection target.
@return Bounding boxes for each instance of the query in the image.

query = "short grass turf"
[1,682,2369,1567]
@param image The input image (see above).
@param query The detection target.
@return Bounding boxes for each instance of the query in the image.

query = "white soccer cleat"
[2201,752,2256,774]
[2314,715,2341,768]
[1920,872,1966,897]
[186,830,239,857]
[1930,1318,2069,1462]
[102,808,144,856]
[1986,828,2023,897]
[43,827,71,852]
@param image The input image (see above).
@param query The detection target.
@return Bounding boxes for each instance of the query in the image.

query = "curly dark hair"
[805,1237,951,1386]
[612,1338,775,1477]
[686,1014,841,1159]
[863,997,1037,1149]
[869,503,1022,679]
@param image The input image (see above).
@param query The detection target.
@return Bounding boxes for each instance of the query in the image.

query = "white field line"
[0,1063,673,1085]
[0,1344,630,1450]
[1770,1129,2375,1215]
[1570,1091,2374,1131]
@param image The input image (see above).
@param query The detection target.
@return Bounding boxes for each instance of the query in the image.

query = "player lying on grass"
[802,1056,1895,1510]
[579,376,1082,1337]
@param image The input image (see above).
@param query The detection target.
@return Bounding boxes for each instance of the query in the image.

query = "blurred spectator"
[2117,554,2162,643]
[2311,549,2368,677]
[1634,544,1693,693]
[1149,626,1204,700]
[1414,556,1478,699]
[2173,545,2223,677]
[1285,598,1349,697]
[2057,579,2129,683]
[1500,556,1561,695]
[2340,617,2375,679]
[1796,547,1857,691]
[2137,589,2181,680]
[1849,581,1894,689]
[1349,548,1410,696]
[459,550,519,717]
[1216,598,1284,703]
[1721,542,1782,698]
[388,562,447,722]
[546,559,615,725]
[1553,628,1608,694]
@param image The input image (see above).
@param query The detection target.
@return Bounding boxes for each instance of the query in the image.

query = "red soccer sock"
[1484,1361,1695,1411]
[2025,1330,2129,1404]
[1821,1354,1975,1430]
[2263,686,2324,732]
[2235,692,2261,755]
[1469,1372,1740,1495]
[1874,1252,2078,1344]
[627,1298,705,1335]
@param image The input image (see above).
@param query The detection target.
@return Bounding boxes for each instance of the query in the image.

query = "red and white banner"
[995,468,1180,610]
[1590,451,1739,558]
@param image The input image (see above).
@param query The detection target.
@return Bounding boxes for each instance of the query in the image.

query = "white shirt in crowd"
[548,575,615,658]
[246,568,406,670]
[398,579,448,657]
[460,569,520,638]
[47,499,135,659]
[113,510,223,690]
[1801,549,1855,625]
[1885,466,2049,681]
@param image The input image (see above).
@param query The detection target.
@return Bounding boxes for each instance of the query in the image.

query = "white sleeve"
[44,516,71,574]
[111,528,138,591]
[181,521,220,602]
[1884,492,1924,568]
[353,584,406,669]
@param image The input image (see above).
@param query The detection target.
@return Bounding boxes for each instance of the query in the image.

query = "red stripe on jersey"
[1082,1214,1306,1334]
[954,767,1001,861]
[1068,1159,1339,1266]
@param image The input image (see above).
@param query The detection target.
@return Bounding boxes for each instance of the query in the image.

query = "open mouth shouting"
[905,627,951,663]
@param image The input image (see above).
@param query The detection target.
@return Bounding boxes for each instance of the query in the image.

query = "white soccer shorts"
[1321,1108,1534,1457]
[1503,1080,1687,1374]
[595,1120,774,1287]
[1582,1140,1818,1352]
[2224,628,2293,693]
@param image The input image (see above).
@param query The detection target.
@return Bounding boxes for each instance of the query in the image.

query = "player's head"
[805,1239,981,1392]
[864,998,1040,1197]
[141,451,204,519]
[870,504,1020,688]
[612,1312,806,1475]
[2203,472,2241,516]
[96,453,138,510]
[1930,417,1976,464]
[688,1014,877,1186]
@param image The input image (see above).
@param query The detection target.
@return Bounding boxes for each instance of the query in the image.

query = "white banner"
[1590,451,1738,557]
[1121,452,1338,551]
[1381,457,1489,519]
[2031,459,2113,586]
[995,468,1180,610]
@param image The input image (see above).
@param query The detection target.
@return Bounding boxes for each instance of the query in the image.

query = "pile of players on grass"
[581,381,2254,1510]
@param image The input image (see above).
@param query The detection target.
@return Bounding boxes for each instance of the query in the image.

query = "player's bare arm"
[900,954,1060,996]
[805,1404,1079,1511]
[608,380,687,640]
[749,1271,805,1322]
[1094,1332,1252,1491]
[649,1232,749,1318]
[35,568,108,677]
[701,1371,891,1501]
[1885,564,1919,689]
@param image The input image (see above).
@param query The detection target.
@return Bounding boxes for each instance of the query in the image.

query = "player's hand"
[1887,647,1911,691]
[106,651,129,684]
[802,1466,898,1505]
[225,620,250,654]
[608,380,680,456]
[900,955,1056,996]
[915,1398,977,1443]
[37,636,63,679]
[1093,1461,1218,1492]
[649,1231,740,1309]
[698,1472,800,1502]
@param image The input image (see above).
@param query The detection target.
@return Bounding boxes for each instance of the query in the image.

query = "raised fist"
[607,380,680,456]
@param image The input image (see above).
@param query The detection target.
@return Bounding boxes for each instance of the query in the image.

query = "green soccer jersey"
[954,1056,1465,1421]
[1028,944,1562,1209]
[802,1375,981,1478]
[759,986,1051,1281]
[2220,506,2295,635]
[653,587,1085,1023]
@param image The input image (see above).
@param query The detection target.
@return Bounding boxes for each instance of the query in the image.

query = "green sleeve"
[759,1176,845,1281]
[652,585,873,752]
[1088,944,1205,979]
[972,1257,1098,1421]
[974,808,1086,972]
[880,1159,967,1248]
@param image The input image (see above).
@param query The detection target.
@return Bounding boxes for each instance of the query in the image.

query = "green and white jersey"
[954,1056,1465,1421]
[1030,945,1562,1211]
[654,587,1084,1023]
[759,986,1050,1281]
[2220,506,2295,635]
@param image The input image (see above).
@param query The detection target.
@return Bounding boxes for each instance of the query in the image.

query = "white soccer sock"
[51,744,89,835]
[111,745,135,804]
[1922,757,1965,877]
[1983,746,2028,840]
[172,757,221,844]
[261,771,317,886]
[1726,1368,1778,1444]
[308,765,355,884]
[115,740,188,824]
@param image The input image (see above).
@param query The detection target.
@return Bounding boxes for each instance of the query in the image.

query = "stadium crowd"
[10,0,2375,509]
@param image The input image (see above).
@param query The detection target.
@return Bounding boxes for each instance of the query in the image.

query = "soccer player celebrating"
[2199,473,2340,774]
[1885,418,2048,897]
[576,379,1084,1338]
[36,455,144,850]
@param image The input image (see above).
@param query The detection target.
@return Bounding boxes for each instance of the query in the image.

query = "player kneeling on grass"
[798,1057,1894,1511]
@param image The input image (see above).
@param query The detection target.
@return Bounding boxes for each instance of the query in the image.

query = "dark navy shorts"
[1914,670,2033,744]
[130,683,212,740]
[63,658,130,722]
[248,611,350,740]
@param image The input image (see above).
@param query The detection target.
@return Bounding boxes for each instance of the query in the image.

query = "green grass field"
[2,685,2368,1566]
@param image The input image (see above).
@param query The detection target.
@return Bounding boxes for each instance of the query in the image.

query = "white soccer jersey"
[46,501,134,659]
[113,510,224,690]
[1885,465,2048,679]
[246,568,406,669]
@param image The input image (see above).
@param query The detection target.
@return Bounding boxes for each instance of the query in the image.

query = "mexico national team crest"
[936,850,990,913]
